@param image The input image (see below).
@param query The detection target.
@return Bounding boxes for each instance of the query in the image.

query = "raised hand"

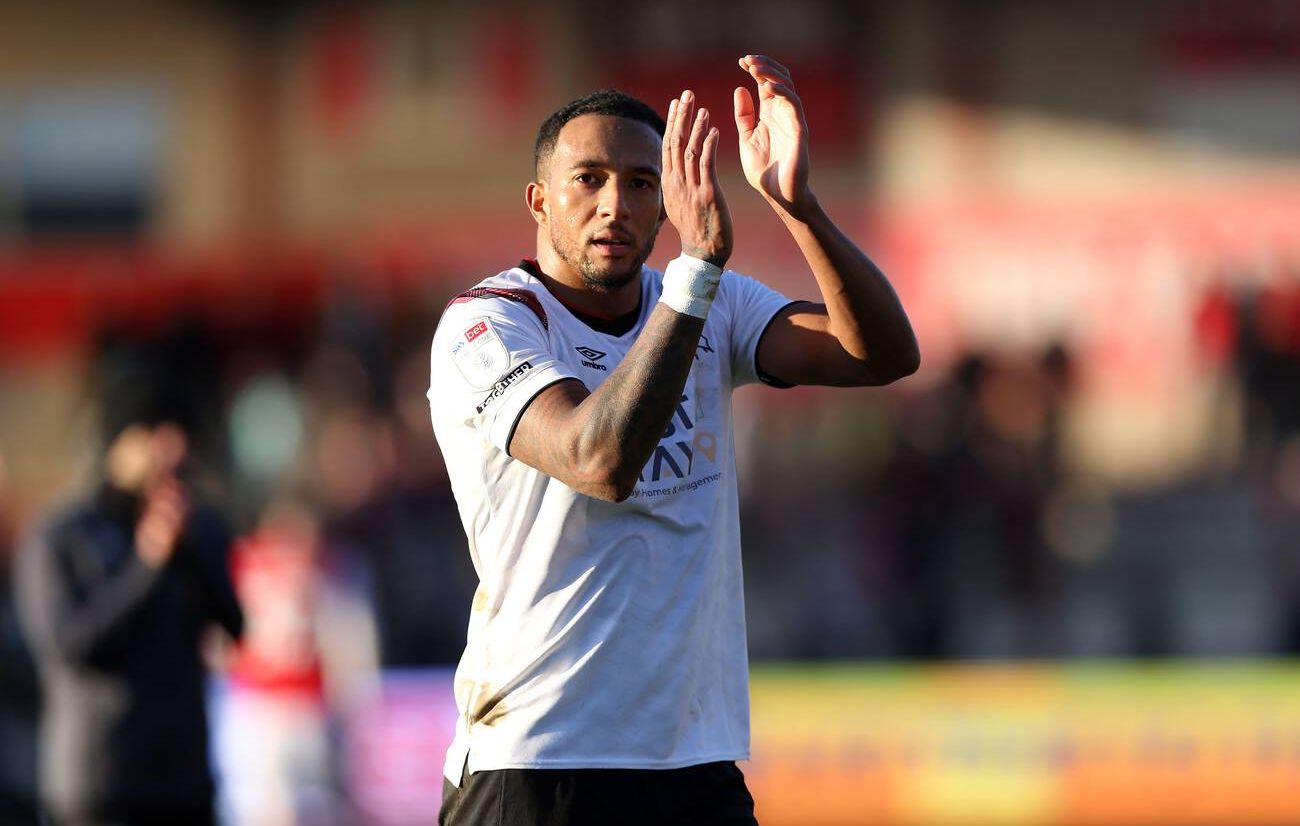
[661,90,733,268]
[135,477,189,569]
[734,55,812,215]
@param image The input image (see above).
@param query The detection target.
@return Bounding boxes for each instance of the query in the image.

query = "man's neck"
[533,248,643,319]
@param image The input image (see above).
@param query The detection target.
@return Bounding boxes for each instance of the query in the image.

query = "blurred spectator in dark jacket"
[14,363,243,826]
[0,450,40,824]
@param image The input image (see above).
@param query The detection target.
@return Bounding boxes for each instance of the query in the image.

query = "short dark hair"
[533,90,665,178]
[97,354,197,445]
[93,327,208,446]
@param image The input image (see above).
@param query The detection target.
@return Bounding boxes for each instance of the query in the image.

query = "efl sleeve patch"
[450,317,510,388]
[429,300,580,452]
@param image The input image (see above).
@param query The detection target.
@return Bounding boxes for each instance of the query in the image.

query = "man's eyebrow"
[569,160,661,178]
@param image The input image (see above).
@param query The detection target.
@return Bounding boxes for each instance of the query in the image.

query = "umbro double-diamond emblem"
[576,346,608,371]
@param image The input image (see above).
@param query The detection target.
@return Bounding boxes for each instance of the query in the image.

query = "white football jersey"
[427,260,793,781]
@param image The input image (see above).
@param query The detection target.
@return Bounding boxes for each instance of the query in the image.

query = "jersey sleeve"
[429,293,579,453]
[716,271,800,388]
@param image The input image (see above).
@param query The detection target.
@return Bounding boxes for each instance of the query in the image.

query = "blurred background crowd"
[2,1,1299,824]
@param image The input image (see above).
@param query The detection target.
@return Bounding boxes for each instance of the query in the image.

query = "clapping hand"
[661,90,734,268]
[734,55,813,216]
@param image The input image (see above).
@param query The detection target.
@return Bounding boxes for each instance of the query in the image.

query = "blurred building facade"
[3,0,1298,485]
[3,2,1297,233]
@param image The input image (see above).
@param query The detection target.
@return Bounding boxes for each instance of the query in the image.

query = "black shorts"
[438,760,758,826]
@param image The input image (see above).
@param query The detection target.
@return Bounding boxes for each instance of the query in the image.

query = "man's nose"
[598,180,630,220]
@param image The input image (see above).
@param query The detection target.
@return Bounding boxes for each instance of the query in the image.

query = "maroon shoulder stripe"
[448,287,549,330]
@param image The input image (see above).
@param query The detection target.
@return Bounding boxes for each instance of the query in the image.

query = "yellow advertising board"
[747,662,1300,826]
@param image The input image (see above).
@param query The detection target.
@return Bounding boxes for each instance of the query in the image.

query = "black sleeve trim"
[754,300,814,389]
[447,286,550,330]
[504,377,583,457]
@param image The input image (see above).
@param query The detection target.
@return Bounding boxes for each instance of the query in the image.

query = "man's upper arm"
[428,295,580,456]
[504,377,590,469]
[755,302,903,387]
[429,293,639,499]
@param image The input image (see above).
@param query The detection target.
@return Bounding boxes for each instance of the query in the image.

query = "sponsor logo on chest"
[695,335,714,360]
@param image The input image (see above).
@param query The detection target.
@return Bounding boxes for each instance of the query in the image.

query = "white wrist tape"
[659,254,723,319]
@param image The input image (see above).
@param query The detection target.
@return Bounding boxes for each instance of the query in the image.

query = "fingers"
[663,98,677,175]
[699,125,721,189]
[666,90,717,187]
[667,90,695,175]
[759,80,802,109]
[738,54,802,112]
[685,106,710,187]
[661,87,732,265]
[136,480,189,567]
[740,54,793,84]
[146,479,189,527]
[734,86,756,139]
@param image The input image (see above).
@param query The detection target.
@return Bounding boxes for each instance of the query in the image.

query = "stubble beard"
[549,224,658,293]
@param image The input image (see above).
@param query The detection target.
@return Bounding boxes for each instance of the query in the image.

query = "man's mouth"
[590,230,633,252]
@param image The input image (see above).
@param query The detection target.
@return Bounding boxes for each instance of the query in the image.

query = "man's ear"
[526,180,548,227]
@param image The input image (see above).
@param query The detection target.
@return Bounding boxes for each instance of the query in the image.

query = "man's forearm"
[575,305,703,497]
[19,536,163,666]
[513,304,704,502]
[777,197,919,377]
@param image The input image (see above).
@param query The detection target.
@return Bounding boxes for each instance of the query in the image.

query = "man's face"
[105,422,188,492]
[534,114,664,291]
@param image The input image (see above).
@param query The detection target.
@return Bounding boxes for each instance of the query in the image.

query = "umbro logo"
[576,346,608,372]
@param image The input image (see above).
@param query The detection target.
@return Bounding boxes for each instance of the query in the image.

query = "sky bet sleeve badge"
[451,318,510,389]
